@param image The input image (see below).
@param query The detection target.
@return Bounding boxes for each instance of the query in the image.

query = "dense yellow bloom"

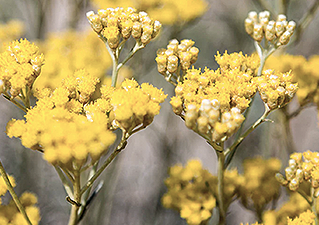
[91,0,207,25]
[239,157,281,213]
[287,210,315,225]
[87,79,167,132]
[0,39,44,97]
[0,192,40,225]
[35,30,112,90]
[162,159,217,225]
[276,150,319,192]
[265,54,319,108]
[87,7,161,49]
[170,51,260,142]
[7,70,116,167]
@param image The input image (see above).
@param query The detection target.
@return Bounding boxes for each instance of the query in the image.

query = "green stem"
[54,166,74,199]
[2,93,27,113]
[0,160,32,225]
[67,169,81,225]
[297,189,312,206]
[224,103,271,156]
[80,136,128,196]
[217,148,226,225]
[117,42,145,71]
[311,187,318,225]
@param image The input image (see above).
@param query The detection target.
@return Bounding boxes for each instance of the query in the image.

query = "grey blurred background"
[1,0,319,224]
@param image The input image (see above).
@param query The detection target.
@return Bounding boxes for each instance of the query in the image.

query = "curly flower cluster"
[0,191,40,225]
[87,7,161,49]
[35,31,112,89]
[91,0,207,25]
[0,39,44,97]
[170,51,259,142]
[276,151,319,193]
[239,157,281,213]
[252,69,298,110]
[85,79,167,132]
[265,54,319,108]
[162,160,216,225]
[6,70,116,167]
[156,39,199,83]
[245,11,296,46]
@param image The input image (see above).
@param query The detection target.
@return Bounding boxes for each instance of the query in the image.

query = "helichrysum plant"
[0,7,166,225]
[1,2,319,225]
[157,9,301,225]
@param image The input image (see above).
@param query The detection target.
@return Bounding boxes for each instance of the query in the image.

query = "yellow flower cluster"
[252,69,298,110]
[162,160,216,225]
[245,11,296,46]
[156,39,199,83]
[0,174,15,205]
[0,192,40,225]
[35,31,112,89]
[265,54,319,107]
[87,7,161,49]
[0,39,44,97]
[170,51,260,142]
[91,0,208,25]
[263,193,310,225]
[276,151,319,192]
[287,210,315,225]
[240,223,263,225]
[6,70,116,167]
[85,79,167,132]
[0,20,24,47]
[238,157,281,212]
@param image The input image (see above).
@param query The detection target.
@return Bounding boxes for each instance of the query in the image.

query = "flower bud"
[245,18,254,35]
[275,21,285,37]
[152,20,162,38]
[253,24,263,42]
[265,21,276,41]
[132,21,142,39]
[279,30,293,45]
[167,55,178,73]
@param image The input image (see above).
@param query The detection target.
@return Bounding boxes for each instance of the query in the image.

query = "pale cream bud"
[253,24,263,42]
[275,21,285,37]
[245,18,254,35]
[167,55,178,73]
[248,11,258,22]
[279,30,293,45]
[265,20,276,41]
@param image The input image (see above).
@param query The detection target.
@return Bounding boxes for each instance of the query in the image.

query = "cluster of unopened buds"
[276,151,319,195]
[185,99,245,143]
[245,11,296,46]
[252,69,298,110]
[86,7,161,49]
[155,39,199,84]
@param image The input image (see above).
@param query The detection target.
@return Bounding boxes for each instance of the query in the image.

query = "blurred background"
[1,0,319,224]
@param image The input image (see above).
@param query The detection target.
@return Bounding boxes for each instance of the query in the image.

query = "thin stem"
[0,160,32,225]
[111,52,119,87]
[67,169,81,225]
[311,187,318,225]
[54,166,74,199]
[224,103,271,156]
[217,148,226,225]
[296,189,312,206]
[80,137,128,195]
[2,94,27,113]
[117,42,145,71]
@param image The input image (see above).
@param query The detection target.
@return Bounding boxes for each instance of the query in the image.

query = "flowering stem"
[2,93,27,113]
[217,147,226,225]
[117,42,145,71]
[68,169,81,225]
[0,160,32,225]
[80,135,128,196]
[54,166,74,199]
[225,103,271,157]
[311,187,318,225]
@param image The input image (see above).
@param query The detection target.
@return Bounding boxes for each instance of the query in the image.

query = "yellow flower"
[287,210,315,225]
[0,39,44,97]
